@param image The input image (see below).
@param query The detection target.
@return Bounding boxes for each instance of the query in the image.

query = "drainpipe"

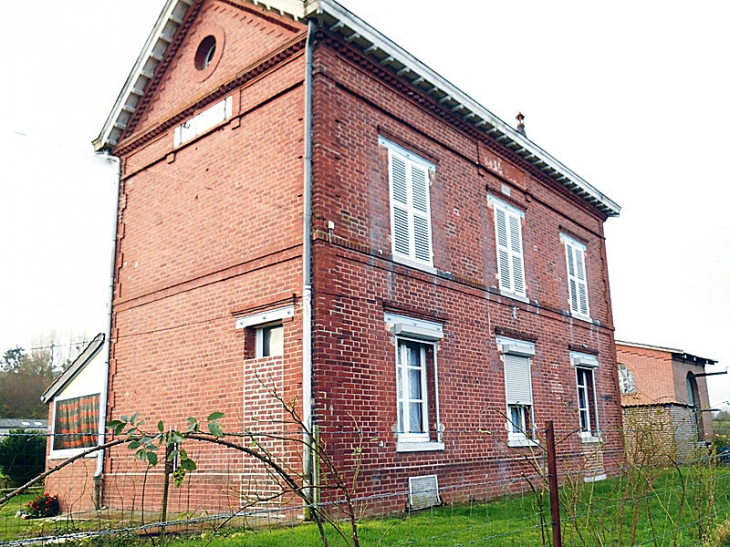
[302,16,316,514]
[93,152,121,509]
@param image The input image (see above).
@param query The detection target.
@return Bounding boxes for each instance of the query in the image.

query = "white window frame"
[380,137,436,271]
[385,313,444,452]
[560,234,590,319]
[571,352,600,442]
[497,336,536,447]
[255,324,284,358]
[235,305,293,359]
[49,393,101,460]
[488,196,526,300]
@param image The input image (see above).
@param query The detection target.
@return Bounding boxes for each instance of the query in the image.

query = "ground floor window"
[385,313,444,452]
[53,394,100,451]
[396,339,432,442]
[571,352,600,441]
[503,351,535,444]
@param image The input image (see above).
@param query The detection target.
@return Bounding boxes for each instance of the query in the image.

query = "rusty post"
[545,421,562,547]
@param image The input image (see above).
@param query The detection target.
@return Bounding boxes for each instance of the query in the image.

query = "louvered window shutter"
[564,238,590,317]
[504,354,532,405]
[390,154,411,256]
[388,148,433,265]
[492,200,526,297]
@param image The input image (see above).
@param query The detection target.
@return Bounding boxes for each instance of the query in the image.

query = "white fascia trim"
[236,305,294,329]
[496,336,535,357]
[317,0,620,217]
[571,352,599,368]
[385,313,443,341]
[488,195,525,218]
[396,441,444,452]
[94,0,192,151]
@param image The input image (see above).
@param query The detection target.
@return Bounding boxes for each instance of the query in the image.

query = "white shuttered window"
[488,196,526,297]
[561,234,589,318]
[381,137,435,267]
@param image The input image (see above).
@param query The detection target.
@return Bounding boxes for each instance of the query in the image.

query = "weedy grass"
[2,468,730,546]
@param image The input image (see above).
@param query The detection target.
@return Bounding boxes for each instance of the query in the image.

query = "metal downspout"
[302,17,316,507]
[93,153,121,508]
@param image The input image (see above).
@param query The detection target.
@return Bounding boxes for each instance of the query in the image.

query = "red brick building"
[616,341,716,463]
[47,0,623,514]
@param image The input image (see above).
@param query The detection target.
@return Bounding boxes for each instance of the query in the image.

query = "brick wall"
[308,36,623,508]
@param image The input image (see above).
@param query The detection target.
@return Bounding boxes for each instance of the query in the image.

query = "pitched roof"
[0,419,48,431]
[616,340,717,366]
[94,0,621,217]
[41,333,106,404]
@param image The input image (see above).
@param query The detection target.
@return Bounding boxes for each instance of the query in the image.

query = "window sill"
[396,441,444,453]
[392,255,437,275]
[580,434,602,444]
[507,437,539,448]
[498,289,529,304]
[49,448,98,460]
[569,310,592,322]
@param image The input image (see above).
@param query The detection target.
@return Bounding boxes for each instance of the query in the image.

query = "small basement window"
[195,36,217,70]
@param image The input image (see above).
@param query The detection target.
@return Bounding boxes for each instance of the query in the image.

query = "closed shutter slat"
[411,165,429,213]
[393,206,410,255]
[413,215,431,262]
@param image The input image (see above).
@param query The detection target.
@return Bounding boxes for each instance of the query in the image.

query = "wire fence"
[0,427,728,546]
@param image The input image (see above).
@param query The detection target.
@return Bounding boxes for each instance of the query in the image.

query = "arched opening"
[686,372,703,441]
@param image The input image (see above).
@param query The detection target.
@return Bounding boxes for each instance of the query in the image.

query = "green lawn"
[2,468,729,546]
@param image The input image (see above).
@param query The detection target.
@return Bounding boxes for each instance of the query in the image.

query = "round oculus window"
[195,36,217,70]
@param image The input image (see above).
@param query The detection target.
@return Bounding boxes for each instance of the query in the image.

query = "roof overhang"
[94,0,620,217]
[41,333,106,403]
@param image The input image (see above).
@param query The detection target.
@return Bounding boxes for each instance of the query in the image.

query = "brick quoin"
[48,0,624,515]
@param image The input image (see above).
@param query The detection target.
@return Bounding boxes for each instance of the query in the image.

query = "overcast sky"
[1,1,728,404]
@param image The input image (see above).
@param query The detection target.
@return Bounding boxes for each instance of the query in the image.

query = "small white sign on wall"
[174,96,233,147]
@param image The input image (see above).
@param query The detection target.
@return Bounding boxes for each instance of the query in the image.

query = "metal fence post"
[545,421,562,547]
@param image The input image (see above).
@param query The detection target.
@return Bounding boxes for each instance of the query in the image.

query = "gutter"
[302,16,316,506]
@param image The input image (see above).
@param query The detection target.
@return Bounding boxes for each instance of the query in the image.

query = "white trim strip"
[236,305,294,329]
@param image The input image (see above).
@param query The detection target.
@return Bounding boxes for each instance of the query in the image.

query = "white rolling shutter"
[504,354,533,405]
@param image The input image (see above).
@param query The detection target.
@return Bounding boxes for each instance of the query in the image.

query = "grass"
[2,468,730,546]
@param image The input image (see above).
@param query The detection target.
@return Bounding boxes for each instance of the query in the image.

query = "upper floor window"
[380,137,435,269]
[488,196,526,298]
[561,234,590,318]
